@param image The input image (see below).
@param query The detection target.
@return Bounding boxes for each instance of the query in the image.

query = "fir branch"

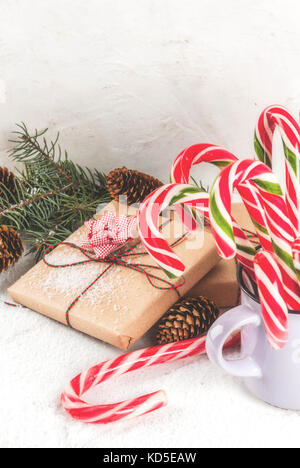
[10,123,73,184]
[0,183,73,218]
[2,123,111,260]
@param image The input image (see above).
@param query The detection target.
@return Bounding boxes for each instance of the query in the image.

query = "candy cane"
[209,159,300,311]
[170,144,226,232]
[176,144,273,250]
[254,251,289,349]
[138,183,209,278]
[171,143,263,277]
[171,143,270,236]
[255,105,300,234]
[292,238,300,283]
[138,180,257,280]
[62,333,240,424]
[171,143,238,185]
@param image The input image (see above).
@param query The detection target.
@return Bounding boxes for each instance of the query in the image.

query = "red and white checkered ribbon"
[81,212,137,259]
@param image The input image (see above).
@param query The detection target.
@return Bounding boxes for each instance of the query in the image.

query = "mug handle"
[206,304,262,378]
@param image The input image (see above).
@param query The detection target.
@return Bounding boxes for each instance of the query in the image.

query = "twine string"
[42,236,187,327]
[3,218,260,319]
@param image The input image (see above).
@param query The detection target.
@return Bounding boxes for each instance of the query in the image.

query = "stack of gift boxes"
[8,201,253,350]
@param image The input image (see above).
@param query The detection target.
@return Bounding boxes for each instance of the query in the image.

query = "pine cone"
[0,167,16,196]
[156,296,220,345]
[0,225,24,273]
[106,167,163,205]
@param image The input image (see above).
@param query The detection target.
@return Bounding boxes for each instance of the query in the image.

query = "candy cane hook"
[209,158,300,312]
[62,333,239,424]
[170,143,262,278]
[255,105,300,234]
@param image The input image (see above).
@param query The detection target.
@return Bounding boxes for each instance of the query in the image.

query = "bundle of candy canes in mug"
[62,105,300,424]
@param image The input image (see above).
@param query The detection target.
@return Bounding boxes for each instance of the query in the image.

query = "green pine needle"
[190,177,209,192]
[1,124,111,260]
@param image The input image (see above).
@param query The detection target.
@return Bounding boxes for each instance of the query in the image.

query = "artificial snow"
[1,251,300,448]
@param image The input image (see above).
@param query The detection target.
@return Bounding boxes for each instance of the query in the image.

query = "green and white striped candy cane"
[209,159,300,311]
[255,105,300,235]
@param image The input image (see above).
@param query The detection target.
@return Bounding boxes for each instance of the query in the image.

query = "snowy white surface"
[1,0,300,449]
[1,253,300,449]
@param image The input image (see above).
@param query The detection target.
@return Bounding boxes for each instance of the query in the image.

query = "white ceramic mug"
[206,265,300,410]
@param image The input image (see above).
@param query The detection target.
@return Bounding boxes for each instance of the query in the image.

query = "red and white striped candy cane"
[61,333,240,424]
[254,250,289,350]
[138,179,256,280]
[292,238,300,283]
[255,105,300,234]
[171,143,262,278]
[172,143,273,252]
[138,178,255,280]
[138,183,209,278]
[171,143,238,185]
[171,143,235,231]
[209,159,300,311]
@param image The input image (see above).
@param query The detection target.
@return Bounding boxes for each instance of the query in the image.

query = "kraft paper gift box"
[8,201,221,350]
[187,203,255,308]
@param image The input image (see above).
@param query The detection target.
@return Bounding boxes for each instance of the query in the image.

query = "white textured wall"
[0,0,300,183]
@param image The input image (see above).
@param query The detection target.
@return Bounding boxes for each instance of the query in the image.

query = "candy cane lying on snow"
[62,333,240,424]
[255,105,300,234]
[209,159,300,311]
[254,250,289,350]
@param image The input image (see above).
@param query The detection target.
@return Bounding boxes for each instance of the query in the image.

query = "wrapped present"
[187,203,256,308]
[8,202,221,350]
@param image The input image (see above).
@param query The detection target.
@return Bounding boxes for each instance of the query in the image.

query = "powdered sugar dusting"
[25,239,148,332]
[20,213,169,333]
